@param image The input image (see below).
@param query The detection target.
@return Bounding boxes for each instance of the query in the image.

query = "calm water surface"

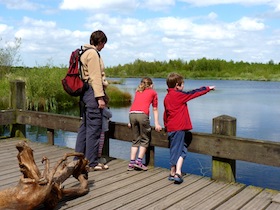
[26,78,280,190]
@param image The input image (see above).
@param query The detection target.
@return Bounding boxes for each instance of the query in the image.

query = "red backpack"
[61,47,89,97]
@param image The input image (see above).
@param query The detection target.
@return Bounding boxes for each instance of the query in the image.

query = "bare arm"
[153,107,162,132]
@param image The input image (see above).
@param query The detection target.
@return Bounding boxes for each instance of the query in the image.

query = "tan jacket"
[80,44,105,98]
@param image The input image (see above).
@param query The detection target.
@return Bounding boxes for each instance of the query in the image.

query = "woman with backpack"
[74,30,108,172]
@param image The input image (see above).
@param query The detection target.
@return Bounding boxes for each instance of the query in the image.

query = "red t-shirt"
[129,88,158,116]
[164,86,210,132]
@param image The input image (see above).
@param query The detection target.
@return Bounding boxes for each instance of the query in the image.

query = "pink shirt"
[129,88,158,116]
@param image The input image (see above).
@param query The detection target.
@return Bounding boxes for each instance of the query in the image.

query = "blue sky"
[0,0,280,67]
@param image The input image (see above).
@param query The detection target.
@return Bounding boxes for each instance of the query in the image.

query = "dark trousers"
[75,87,102,167]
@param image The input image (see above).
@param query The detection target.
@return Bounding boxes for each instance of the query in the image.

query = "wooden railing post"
[47,128,54,145]
[146,131,155,168]
[103,131,110,157]
[212,115,236,182]
[146,145,155,168]
[10,80,26,138]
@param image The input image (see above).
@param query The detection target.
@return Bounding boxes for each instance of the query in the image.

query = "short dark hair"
[166,72,184,88]
[90,30,107,46]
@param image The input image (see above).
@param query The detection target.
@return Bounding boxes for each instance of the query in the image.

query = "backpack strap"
[78,46,89,81]
[79,46,100,80]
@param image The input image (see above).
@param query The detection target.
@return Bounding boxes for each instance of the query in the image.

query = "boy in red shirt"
[164,73,215,184]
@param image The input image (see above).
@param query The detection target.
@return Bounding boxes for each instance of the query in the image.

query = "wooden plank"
[215,185,263,210]
[64,168,166,210]
[1,138,280,210]
[0,109,16,125]
[16,110,81,132]
[266,203,280,210]
[190,183,246,209]
[93,170,173,210]
[240,189,279,210]
[166,181,229,209]
[190,133,280,167]
[122,174,209,210]
[272,193,280,203]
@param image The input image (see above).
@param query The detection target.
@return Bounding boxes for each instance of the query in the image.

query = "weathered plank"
[0,110,16,125]
[215,185,263,210]
[240,189,279,210]
[1,139,280,210]
[16,110,81,132]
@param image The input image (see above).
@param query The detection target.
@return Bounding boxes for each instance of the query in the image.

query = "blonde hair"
[136,77,153,92]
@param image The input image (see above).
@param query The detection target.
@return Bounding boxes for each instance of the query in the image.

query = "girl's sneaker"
[134,161,148,171]
[127,163,135,171]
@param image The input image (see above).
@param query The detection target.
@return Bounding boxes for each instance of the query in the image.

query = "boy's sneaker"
[127,163,135,171]
[134,161,148,171]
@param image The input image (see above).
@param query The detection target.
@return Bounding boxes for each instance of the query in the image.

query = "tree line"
[105,58,280,81]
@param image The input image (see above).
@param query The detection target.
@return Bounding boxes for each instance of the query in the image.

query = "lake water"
[26,78,280,190]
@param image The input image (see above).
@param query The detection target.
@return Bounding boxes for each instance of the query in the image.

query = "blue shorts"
[168,130,187,166]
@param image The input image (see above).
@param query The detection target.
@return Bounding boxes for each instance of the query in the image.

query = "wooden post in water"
[212,115,236,182]
[10,80,26,137]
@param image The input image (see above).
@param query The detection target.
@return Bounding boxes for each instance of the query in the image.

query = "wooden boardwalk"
[1,138,280,210]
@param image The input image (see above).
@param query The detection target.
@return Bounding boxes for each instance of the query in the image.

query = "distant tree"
[268,59,274,65]
[0,37,22,79]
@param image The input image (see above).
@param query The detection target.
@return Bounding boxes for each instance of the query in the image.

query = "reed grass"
[0,66,131,111]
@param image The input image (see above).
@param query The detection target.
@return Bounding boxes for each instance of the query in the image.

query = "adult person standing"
[74,30,107,172]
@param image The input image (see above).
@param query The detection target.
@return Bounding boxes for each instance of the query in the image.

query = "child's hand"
[209,86,215,90]
[155,124,162,132]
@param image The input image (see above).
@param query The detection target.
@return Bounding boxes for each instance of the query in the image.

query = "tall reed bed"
[0,66,132,111]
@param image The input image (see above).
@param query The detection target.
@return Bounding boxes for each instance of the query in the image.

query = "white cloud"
[59,0,138,11]
[141,0,176,11]
[13,12,276,66]
[0,0,41,10]
[22,17,56,28]
[155,17,193,35]
[208,12,218,20]
[0,0,279,66]
[233,17,265,31]
[0,24,12,34]
[178,0,280,7]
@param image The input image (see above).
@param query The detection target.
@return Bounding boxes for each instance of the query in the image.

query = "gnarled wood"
[0,141,89,210]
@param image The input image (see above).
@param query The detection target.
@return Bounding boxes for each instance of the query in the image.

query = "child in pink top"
[128,77,162,171]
